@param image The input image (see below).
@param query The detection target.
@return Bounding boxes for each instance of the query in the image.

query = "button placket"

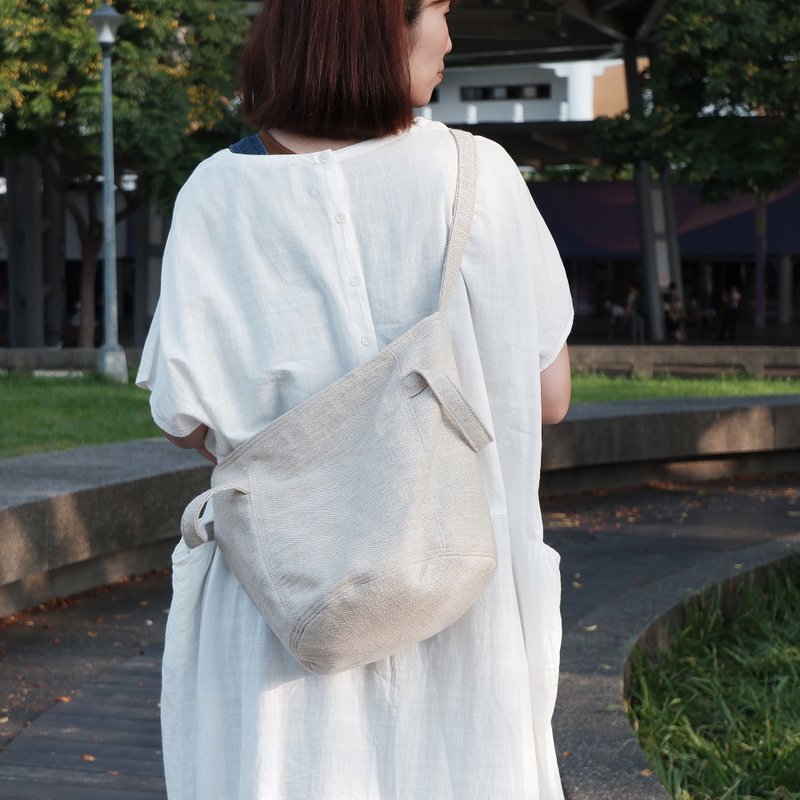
[324,161,375,359]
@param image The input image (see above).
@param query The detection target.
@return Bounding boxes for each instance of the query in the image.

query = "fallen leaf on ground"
[54,696,71,703]
[81,754,96,762]
[583,624,598,632]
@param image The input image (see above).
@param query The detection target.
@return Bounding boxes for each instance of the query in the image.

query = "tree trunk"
[754,199,768,329]
[79,235,101,347]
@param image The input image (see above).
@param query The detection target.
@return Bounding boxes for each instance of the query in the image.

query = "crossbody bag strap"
[438,129,477,311]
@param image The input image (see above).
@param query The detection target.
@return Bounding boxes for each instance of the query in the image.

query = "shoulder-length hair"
[238,0,438,140]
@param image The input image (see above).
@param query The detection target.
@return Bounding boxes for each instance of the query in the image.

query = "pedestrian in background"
[719,284,742,341]
[665,281,685,343]
[626,281,646,344]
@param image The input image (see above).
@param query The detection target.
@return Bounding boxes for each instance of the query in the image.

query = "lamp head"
[90,3,124,47]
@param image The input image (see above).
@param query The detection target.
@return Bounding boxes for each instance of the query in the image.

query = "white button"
[349,275,361,287]
[319,151,331,163]
[360,335,371,347]
[335,213,347,224]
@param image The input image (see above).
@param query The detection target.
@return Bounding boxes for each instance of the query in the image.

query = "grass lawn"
[627,557,800,800]
[571,372,800,403]
[1,369,799,460]
[0,371,159,459]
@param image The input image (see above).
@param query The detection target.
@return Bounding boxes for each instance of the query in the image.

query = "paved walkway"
[0,654,164,799]
[0,475,798,799]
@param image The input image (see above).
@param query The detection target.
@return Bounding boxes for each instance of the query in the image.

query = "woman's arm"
[541,344,571,425]
[161,424,217,465]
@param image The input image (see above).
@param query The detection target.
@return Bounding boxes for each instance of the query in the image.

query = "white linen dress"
[137,118,573,800]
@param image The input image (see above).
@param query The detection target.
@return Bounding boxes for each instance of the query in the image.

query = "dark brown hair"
[238,0,447,139]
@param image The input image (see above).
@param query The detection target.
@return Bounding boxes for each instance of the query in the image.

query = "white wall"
[419,63,567,124]
[419,60,622,125]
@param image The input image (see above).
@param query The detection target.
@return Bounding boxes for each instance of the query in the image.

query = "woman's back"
[141,120,567,460]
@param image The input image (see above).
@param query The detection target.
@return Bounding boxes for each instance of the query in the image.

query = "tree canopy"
[1,0,250,206]
[597,0,800,202]
[0,0,250,344]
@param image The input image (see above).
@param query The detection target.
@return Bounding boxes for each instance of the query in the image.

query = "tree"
[0,0,250,345]
[596,0,800,326]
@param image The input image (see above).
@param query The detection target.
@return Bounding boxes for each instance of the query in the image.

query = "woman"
[138,1,573,797]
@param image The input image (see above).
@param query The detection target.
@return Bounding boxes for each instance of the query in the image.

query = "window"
[513,84,551,99]
[459,83,551,102]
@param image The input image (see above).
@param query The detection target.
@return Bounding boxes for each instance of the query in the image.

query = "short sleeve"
[462,136,573,377]
[135,182,212,438]
[136,300,206,437]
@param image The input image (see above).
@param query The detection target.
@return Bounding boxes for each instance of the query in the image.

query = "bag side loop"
[407,368,493,453]
[181,484,248,549]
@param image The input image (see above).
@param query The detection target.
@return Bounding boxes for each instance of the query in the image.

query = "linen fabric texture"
[137,118,574,799]
[180,130,498,674]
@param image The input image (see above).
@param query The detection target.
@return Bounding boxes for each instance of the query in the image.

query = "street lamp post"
[90,2,128,383]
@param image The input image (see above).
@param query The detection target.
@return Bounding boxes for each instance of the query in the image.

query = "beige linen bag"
[181,128,496,674]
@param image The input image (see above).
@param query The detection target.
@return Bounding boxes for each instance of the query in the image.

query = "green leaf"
[595,0,800,202]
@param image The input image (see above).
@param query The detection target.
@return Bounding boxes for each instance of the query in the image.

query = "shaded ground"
[543,473,800,627]
[0,569,171,753]
[0,471,797,760]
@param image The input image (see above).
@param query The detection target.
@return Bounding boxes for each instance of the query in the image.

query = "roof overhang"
[447,0,673,65]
